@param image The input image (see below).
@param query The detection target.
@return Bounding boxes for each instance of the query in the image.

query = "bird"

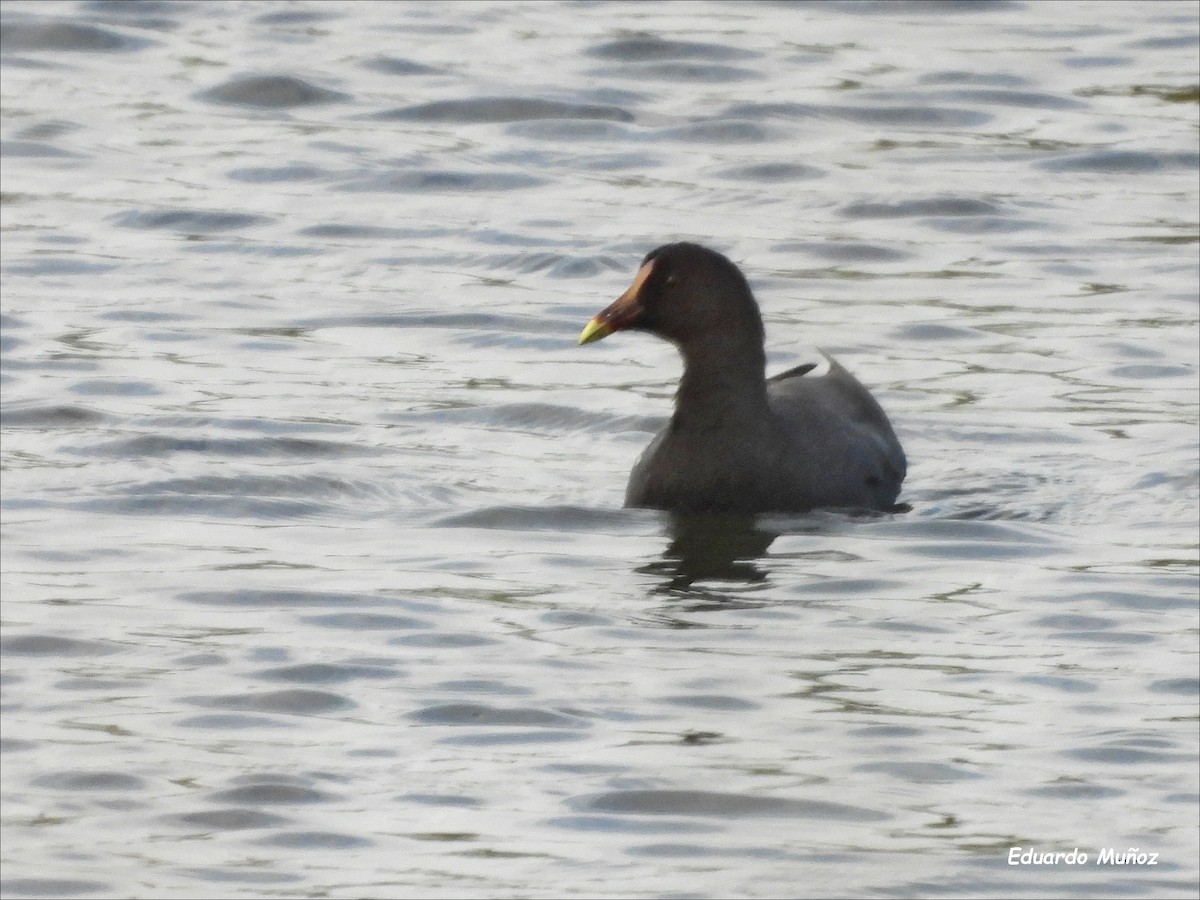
[579,242,905,514]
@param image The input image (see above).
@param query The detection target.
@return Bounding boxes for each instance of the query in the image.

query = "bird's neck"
[674,337,770,428]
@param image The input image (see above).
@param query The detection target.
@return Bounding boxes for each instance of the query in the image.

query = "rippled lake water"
[2,1,1198,898]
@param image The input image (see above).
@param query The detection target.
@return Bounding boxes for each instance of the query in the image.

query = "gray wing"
[767,353,906,508]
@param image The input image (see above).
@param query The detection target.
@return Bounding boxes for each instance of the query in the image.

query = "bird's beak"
[578,259,655,345]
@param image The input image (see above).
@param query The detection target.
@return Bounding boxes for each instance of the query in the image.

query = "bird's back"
[765,355,905,510]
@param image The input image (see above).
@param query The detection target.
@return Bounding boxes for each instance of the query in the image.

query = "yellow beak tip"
[578,318,611,346]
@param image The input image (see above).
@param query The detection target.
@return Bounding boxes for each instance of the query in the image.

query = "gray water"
[2,1,1198,898]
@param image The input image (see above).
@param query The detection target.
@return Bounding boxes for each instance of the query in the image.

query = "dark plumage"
[579,242,906,513]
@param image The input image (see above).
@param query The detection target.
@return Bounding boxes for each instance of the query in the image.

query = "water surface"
[2,1,1197,898]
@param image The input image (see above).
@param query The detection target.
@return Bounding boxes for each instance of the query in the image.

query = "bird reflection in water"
[639,513,780,596]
